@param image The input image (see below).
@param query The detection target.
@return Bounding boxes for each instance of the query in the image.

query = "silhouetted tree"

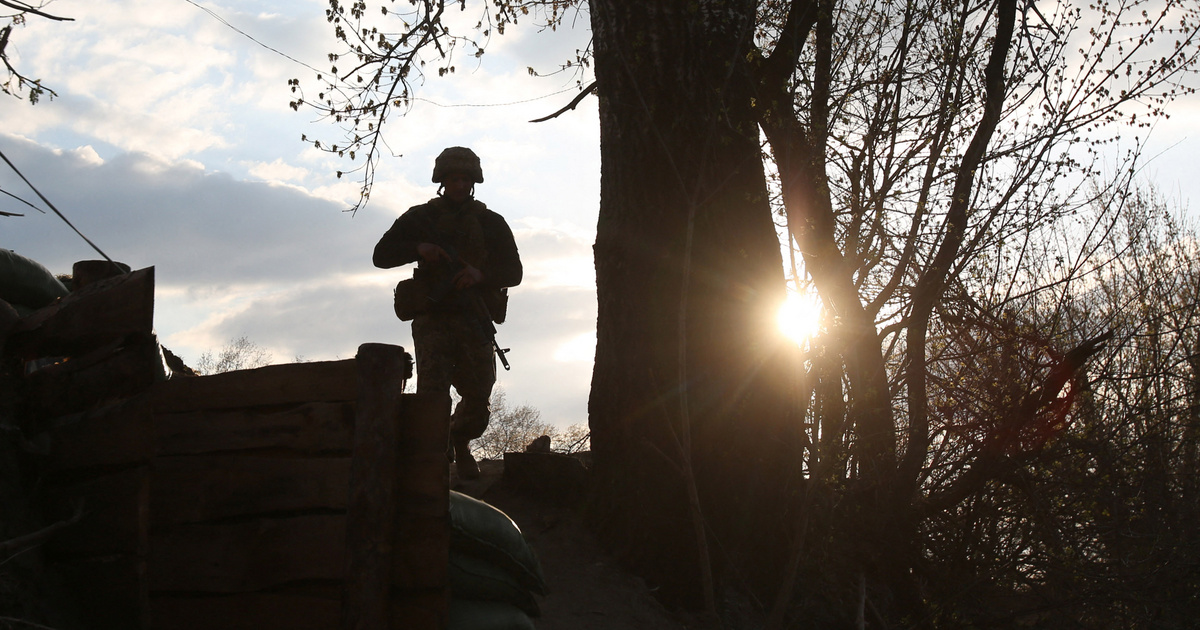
[195,336,272,375]
[303,0,1200,624]
[471,388,591,459]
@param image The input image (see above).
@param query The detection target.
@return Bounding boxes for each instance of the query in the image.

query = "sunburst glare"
[777,290,822,344]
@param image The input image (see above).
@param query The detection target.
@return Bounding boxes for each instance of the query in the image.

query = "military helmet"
[432,146,484,184]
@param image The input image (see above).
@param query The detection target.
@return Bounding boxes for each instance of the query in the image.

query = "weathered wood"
[7,266,154,359]
[24,332,164,419]
[343,343,447,630]
[72,259,131,290]
[343,343,410,630]
[150,455,351,527]
[55,554,149,630]
[147,514,345,592]
[394,391,451,617]
[151,359,358,413]
[396,452,453,516]
[392,511,448,591]
[155,401,355,456]
[44,394,154,472]
[42,466,149,559]
[151,592,341,630]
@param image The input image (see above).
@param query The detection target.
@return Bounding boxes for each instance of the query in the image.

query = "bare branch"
[529,80,596,122]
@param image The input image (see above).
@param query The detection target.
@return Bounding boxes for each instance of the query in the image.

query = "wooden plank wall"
[145,360,359,630]
[7,266,447,630]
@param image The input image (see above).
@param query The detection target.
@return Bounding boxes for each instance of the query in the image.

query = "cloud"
[1,133,384,282]
[246,158,310,183]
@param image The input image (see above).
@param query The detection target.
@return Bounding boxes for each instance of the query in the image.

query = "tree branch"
[529,81,596,122]
[922,331,1114,515]
[901,0,1019,492]
[758,0,818,95]
[0,0,74,22]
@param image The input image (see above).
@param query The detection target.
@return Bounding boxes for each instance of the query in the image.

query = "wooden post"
[391,393,451,628]
[343,343,448,630]
[72,259,132,290]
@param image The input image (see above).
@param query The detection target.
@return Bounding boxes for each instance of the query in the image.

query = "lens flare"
[777,290,822,344]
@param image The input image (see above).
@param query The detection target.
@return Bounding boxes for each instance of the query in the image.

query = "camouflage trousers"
[411,310,496,442]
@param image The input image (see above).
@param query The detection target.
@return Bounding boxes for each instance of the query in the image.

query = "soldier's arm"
[372,209,425,269]
[480,211,523,289]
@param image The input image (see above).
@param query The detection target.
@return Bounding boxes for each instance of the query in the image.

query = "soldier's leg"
[449,327,496,480]
[450,333,497,442]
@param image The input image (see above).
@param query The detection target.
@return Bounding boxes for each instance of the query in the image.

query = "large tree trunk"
[587,0,801,606]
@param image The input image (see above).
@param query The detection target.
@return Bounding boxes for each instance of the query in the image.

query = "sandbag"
[447,599,535,630]
[0,249,69,309]
[449,491,547,595]
[449,549,540,618]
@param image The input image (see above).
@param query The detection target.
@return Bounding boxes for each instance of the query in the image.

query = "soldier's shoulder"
[401,200,439,217]
[472,201,507,222]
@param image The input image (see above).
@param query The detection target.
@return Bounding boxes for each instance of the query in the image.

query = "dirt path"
[453,460,697,630]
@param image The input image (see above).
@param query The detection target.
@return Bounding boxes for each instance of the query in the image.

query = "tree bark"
[587,0,800,605]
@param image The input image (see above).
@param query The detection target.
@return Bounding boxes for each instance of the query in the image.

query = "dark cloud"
[2,134,395,286]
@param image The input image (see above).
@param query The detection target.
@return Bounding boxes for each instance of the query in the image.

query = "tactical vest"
[424,196,488,270]
[394,197,507,323]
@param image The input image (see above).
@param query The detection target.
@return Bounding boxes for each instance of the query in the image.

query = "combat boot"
[454,438,479,479]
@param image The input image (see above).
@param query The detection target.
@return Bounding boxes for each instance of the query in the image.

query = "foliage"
[0,0,72,103]
[195,336,273,375]
[919,189,1200,627]
[471,387,589,460]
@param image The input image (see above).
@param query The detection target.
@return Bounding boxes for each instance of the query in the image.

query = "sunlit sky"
[4,1,1200,429]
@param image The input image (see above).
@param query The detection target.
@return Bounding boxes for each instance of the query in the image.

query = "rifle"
[428,243,512,371]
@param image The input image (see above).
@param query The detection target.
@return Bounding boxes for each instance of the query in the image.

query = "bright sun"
[777,290,822,344]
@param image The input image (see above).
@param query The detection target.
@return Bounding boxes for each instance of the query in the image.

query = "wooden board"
[43,466,149,559]
[7,267,154,359]
[392,510,449,591]
[24,333,164,418]
[393,393,451,595]
[150,592,340,630]
[147,514,345,593]
[54,555,149,630]
[150,359,358,413]
[44,394,154,472]
[155,401,355,456]
[150,455,351,527]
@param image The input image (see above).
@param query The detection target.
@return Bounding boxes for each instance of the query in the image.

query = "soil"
[452,458,706,630]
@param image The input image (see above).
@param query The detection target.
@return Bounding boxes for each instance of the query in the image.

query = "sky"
[4,1,1200,431]
[1,0,600,429]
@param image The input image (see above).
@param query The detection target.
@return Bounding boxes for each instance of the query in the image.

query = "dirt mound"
[453,459,696,630]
